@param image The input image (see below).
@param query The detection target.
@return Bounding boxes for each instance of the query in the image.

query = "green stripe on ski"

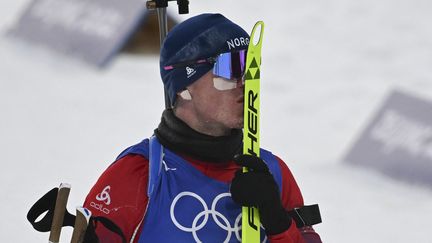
[242,21,264,243]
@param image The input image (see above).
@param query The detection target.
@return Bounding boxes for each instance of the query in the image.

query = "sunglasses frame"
[163,50,247,81]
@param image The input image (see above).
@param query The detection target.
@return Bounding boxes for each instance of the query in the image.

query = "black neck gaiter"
[154,109,243,163]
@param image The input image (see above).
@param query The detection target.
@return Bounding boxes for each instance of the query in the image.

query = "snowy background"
[1,0,432,242]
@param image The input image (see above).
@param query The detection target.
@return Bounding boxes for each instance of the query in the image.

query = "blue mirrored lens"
[213,50,246,80]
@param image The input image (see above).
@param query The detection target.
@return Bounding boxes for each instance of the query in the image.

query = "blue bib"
[117,137,282,243]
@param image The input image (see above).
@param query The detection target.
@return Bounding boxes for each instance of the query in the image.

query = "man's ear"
[179,89,192,100]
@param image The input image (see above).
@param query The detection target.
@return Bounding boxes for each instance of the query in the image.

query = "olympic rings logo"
[170,191,267,243]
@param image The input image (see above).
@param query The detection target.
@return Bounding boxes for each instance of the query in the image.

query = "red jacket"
[84,154,322,243]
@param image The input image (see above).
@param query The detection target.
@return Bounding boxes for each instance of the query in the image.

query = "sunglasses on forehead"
[163,50,247,81]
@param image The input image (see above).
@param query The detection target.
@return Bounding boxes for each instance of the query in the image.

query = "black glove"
[230,154,292,235]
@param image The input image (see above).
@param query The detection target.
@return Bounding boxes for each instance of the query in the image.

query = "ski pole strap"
[27,187,127,243]
[288,204,322,228]
[27,187,75,232]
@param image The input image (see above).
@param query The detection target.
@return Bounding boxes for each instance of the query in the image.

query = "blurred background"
[1,0,432,242]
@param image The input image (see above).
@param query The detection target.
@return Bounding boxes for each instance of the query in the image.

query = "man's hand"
[230,154,292,235]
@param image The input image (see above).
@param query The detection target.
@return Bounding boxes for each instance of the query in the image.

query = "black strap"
[27,187,127,243]
[83,216,127,243]
[288,204,322,228]
[27,187,76,232]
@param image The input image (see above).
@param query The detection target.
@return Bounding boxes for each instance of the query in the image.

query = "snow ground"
[1,0,432,242]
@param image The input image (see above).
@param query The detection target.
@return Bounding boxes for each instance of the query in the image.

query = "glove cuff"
[260,205,292,235]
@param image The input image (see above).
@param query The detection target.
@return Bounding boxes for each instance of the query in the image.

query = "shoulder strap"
[115,139,150,161]
[148,136,164,197]
[113,137,164,198]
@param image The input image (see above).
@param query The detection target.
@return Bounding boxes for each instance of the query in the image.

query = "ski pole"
[146,0,190,108]
[70,207,92,243]
[48,183,71,243]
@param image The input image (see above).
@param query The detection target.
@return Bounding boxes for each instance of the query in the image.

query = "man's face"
[187,70,244,132]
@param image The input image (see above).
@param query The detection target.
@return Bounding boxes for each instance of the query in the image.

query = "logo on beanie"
[186,66,196,78]
[227,37,249,50]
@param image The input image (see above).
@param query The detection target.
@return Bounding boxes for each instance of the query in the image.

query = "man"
[84,13,322,243]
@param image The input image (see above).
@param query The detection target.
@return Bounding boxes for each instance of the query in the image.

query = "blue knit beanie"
[160,13,250,106]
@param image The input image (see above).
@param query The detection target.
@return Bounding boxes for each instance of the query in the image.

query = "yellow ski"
[242,21,264,243]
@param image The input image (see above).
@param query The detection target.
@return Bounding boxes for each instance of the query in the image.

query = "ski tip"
[251,21,265,47]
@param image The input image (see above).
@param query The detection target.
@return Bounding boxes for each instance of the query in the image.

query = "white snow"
[1,0,432,242]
